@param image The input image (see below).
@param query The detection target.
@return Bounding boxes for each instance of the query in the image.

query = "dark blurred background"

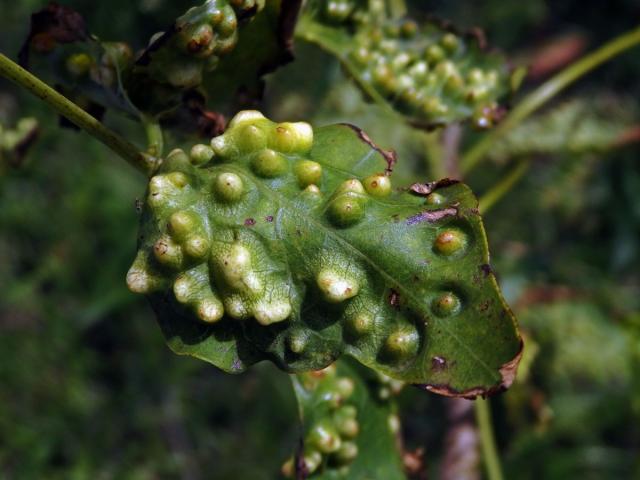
[1,1,639,478]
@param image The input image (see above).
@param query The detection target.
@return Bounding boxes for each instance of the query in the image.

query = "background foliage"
[1,0,639,478]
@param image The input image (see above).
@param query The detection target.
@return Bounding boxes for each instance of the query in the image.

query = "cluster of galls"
[321,0,369,25]
[282,365,360,477]
[65,41,133,89]
[142,0,263,89]
[348,19,507,127]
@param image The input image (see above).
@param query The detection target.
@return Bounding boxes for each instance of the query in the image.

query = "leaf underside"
[288,360,405,479]
[128,111,522,398]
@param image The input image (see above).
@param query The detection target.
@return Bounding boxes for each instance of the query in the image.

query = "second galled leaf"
[297,0,513,128]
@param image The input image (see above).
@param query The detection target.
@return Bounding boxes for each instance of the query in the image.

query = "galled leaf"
[126,110,522,397]
[297,1,513,128]
[283,360,405,479]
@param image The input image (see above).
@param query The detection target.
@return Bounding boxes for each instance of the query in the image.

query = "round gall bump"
[126,267,155,294]
[346,311,374,336]
[227,110,265,129]
[210,135,231,158]
[334,441,359,464]
[363,174,391,197]
[168,211,198,240]
[218,243,252,289]
[328,193,365,227]
[303,450,322,475]
[441,32,459,52]
[303,184,322,196]
[294,160,322,187]
[197,297,224,323]
[425,44,445,64]
[287,329,310,354]
[309,421,342,454]
[272,122,314,153]
[251,149,288,178]
[153,236,183,269]
[423,97,448,117]
[317,269,360,303]
[173,275,195,304]
[190,144,214,165]
[336,178,365,195]
[238,124,268,151]
[254,299,292,325]
[183,235,210,260]
[432,292,462,317]
[224,296,250,320]
[66,53,93,77]
[335,377,355,399]
[166,172,189,188]
[400,19,419,38]
[425,192,445,206]
[388,414,401,434]
[383,326,419,360]
[164,148,190,171]
[214,172,244,202]
[434,229,467,256]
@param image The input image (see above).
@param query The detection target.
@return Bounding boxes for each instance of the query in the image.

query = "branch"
[0,53,158,175]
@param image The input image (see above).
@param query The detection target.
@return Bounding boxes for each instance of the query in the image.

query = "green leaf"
[283,359,406,479]
[488,98,638,162]
[127,110,522,397]
[296,1,513,128]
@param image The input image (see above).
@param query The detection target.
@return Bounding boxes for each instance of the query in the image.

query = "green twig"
[0,53,157,175]
[461,26,640,175]
[478,161,530,214]
[142,114,164,157]
[475,398,504,480]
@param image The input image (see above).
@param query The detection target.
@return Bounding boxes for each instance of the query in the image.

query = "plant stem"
[478,161,530,214]
[142,114,164,157]
[475,398,504,480]
[0,53,156,175]
[460,26,640,175]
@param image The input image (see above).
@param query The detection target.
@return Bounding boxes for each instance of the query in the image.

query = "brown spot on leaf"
[409,178,460,196]
[431,356,447,372]
[407,206,458,225]
[479,264,493,277]
[415,339,524,399]
[265,215,274,222]
[388,289,401,309]
[338,123,397,173]
[244,218,256,226]
[154,241,168,256]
